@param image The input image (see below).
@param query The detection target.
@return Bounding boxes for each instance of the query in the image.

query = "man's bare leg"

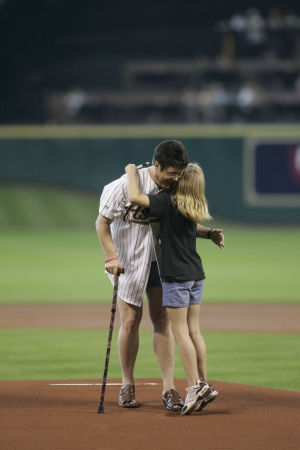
[117,297,143,390]
[146,286,176,393]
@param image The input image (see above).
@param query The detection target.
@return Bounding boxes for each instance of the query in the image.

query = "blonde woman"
[125,162,220,415]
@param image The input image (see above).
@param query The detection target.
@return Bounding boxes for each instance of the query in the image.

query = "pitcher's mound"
[1,379,299,450]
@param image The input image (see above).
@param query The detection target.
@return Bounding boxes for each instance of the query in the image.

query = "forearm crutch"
[97,268,124,414]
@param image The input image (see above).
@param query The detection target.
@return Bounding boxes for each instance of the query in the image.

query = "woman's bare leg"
[187,304,207,381]
[166,306,199,387]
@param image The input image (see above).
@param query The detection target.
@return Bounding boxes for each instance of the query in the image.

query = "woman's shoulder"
[157,190,173,205]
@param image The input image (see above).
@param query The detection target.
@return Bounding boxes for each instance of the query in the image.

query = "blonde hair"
[171,163,212,222]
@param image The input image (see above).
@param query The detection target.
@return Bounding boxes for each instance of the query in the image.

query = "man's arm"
[125,164,150,207]
[196,224,225,249]
[95,213,123,277]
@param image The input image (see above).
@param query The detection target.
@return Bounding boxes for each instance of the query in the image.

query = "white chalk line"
[50,383,159,386]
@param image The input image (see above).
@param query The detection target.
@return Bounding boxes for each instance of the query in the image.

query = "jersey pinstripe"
[99,168,161,306]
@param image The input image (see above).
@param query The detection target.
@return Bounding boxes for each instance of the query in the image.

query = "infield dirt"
[1,303,299,332]
[1,379,299,450]
[1,303,299,449]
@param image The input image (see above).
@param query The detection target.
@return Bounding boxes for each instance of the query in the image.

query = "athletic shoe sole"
[180,383,211,416]
[193,389,218,412]
[196,383,211,400]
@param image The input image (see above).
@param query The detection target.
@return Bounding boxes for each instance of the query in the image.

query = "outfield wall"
[0,125,300,223]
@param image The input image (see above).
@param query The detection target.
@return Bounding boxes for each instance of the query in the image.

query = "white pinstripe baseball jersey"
[99,168,161,306]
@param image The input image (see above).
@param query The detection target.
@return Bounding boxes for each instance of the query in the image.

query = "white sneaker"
[180,385,199,415]
[181,380,212,416]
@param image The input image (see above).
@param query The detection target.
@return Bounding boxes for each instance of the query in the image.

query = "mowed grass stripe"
[0,231,102,303]
[0,329,299,392]
[0,184,99,229]
[0,227,299,303]
[200,227,300,302]
[0,185,299,303]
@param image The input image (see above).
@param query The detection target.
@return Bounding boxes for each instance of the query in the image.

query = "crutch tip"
[97,405,104,414]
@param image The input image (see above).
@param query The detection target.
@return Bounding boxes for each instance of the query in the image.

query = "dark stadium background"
[1,0,300,124]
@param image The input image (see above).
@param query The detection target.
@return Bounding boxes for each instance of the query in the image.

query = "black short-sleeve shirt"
[148,192,205,282]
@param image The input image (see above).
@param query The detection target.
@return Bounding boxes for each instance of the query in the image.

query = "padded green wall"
[1,125,299,223]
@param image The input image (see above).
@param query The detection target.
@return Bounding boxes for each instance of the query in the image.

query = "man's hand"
[210,229,225,249]
[105,258,124,279]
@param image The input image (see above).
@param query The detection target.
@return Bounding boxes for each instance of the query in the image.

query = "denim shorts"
[162,279,204,307]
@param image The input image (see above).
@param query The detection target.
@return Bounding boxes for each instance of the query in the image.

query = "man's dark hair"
[152,140,188,169]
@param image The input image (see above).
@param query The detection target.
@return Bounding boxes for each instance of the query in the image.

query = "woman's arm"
[125,164,150,207]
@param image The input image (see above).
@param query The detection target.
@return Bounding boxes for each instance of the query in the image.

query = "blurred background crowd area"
[1,0,300,125]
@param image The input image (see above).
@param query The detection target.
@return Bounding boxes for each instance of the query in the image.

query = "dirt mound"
[1,379,299,450]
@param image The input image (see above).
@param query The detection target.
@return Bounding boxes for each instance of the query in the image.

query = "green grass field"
[1,185,299,304]
[0,184,99,230]
[0,226,299,304]
[1,329,299,391]
[0,185,299,390]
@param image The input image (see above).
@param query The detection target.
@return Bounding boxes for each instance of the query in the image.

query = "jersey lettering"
[123,203,160,224]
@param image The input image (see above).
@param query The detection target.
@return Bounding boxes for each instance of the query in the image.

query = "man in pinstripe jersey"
[96,140,224,410]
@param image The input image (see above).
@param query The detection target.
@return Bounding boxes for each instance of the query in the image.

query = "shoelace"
[186,386,197,402]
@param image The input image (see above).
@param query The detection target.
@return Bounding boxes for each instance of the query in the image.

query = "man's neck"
[148,166,160,187]
[148,166,173,193]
